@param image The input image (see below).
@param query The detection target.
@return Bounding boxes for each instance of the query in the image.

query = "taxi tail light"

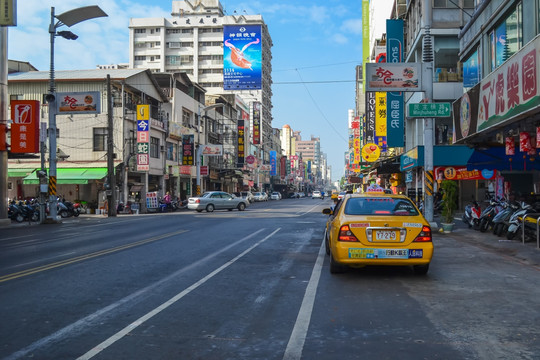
[413,226,432,242]
[338,225,359,242]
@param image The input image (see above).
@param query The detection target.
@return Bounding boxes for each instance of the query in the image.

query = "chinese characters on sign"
[364,92,376,143]
[10,100,40,153]
[182,135,194,165]
[57,92,100,114]
[223,25,262,90]
[252,102,261,144]
[375,92,387,152]
[237,119,245,167]
[136,105,150,171]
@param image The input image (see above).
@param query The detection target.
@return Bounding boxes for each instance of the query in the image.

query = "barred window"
[93,128,107,151]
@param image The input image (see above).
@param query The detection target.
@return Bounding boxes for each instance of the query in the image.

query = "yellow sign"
[137,105,150,120]
[375,92,387,137]
[361,143,381,162]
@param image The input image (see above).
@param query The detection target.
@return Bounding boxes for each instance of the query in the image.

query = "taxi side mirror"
[322,208,332,215]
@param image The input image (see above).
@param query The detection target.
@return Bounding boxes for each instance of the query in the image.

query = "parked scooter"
[57,198,81,218]
[462,200,482,229]
[8,200,24,222]
[479,198,503,232]
[492,200,519,236]
[506,201,538,240]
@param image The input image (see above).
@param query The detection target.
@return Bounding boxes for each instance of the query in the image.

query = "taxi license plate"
[375,230,397,241]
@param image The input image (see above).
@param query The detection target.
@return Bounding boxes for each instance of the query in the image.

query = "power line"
[294,69,348,144]
[275,60,361,72]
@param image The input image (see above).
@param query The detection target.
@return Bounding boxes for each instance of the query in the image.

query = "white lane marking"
[77,228,281,360]
[282,238,325,360]
[5,228,268,360]
[295,203,325,216]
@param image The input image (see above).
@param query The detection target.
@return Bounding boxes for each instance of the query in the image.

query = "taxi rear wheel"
[329,252,346,274]
[413,264,429,275]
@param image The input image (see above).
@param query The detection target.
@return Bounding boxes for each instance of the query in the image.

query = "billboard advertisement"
[10,100,40,153]
[366,63,421,91]
[57,91,100,114]
[223,25,262,90]
[136,105,150,171]
[364,92,376,143]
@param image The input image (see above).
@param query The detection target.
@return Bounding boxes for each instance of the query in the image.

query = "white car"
[312,191,323,199]
[253,192,268,201]
[270,192,282,200]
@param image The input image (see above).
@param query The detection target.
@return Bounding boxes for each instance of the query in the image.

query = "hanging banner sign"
[252,102,261,144]
[435,166,496,180]
[505,137,515,155]
[201,144,223,156]
[365,92,376,143]
[136,104,150,171]
[10,100,40,153]
[237,118,245,167]
[269,150,277,176]
[375,92,387,152]
[519,132,532,153]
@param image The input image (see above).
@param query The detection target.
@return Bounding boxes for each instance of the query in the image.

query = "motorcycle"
[58,198,81,218]
[8,200,24,223]
[505,201,538,240]
[462,200,482,229]
[478,198,503,232]
[492,200,519,236]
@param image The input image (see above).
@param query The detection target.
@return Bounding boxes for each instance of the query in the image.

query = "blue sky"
[8,0,362,182]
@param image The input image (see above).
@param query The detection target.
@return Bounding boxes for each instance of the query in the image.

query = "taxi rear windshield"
[344,197,419,216]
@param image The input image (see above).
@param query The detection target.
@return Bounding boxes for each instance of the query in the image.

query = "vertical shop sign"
[182,135,194,165]
[269,150,277,176]
[223,25,262,90]
[237,119,245,167]
[136,105,150,171]
[365,92,376,143]
[386,19,404,147]
[375,92,387,152]
[352,117,361,163]
[10,100,40,153]
[505,137,515,155]
[252,101,261,145]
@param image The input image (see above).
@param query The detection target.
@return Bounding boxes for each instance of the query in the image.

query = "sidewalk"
[434,218,540,268]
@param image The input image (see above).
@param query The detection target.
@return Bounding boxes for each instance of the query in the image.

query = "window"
[181,29,193,34]
[212,28,222,33]
[489,3,523,71]
[150,137,160,158]
[135,56,146,61]
[135,29,146,34]
[433,0,458,8]
[200,28,212,33]
[10,94,23,101]
[182,109,191,126]
[166,142,176,161]
[93,128,107,151]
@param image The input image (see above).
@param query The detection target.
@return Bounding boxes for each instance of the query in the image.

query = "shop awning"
[8,169,34,177]
[401,145,474,171]
[467,147,540,171]
[23,168,108,184]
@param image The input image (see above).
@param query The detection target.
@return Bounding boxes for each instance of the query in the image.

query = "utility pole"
[0,27,8,226]
[423,0,435,223]
[107,74,116,216]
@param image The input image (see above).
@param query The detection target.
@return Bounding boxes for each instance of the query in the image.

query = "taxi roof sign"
[366,184,385,193]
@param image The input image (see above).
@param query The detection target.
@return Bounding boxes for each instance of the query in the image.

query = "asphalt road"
[1,198,539,360]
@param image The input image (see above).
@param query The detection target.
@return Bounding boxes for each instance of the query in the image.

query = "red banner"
[10,100,40,153]
[506,137,515,155]
[434,166,496,180]
[520,132,532,153]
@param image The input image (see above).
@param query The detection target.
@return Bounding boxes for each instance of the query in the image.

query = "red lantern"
[505,137,515,155]
[519,132,532,153]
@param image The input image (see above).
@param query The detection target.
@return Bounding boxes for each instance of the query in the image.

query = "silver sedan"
[188,191,249,212]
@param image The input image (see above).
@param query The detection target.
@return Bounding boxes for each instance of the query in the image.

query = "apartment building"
[128,0,274,166]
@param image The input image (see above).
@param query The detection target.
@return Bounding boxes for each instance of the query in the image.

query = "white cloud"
[332,33,348,44]
[341,19,362,35]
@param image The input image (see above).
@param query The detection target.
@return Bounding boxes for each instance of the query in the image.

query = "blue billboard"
[269,150,277,176]
[223,25,262,90]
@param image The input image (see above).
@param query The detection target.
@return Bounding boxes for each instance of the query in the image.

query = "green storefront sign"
[409,103,451,117]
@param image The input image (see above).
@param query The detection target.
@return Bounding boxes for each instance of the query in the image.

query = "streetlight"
[196,103,224,195]
[46,6,107,221]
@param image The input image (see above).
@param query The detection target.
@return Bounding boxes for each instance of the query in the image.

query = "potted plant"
[440,180,458,233]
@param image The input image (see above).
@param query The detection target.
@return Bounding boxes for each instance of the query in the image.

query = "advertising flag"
[223,25,262,90]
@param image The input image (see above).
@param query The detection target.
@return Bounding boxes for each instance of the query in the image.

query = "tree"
[440,180,459,224]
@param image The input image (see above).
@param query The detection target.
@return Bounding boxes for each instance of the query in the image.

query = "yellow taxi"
[322,187,433,275]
